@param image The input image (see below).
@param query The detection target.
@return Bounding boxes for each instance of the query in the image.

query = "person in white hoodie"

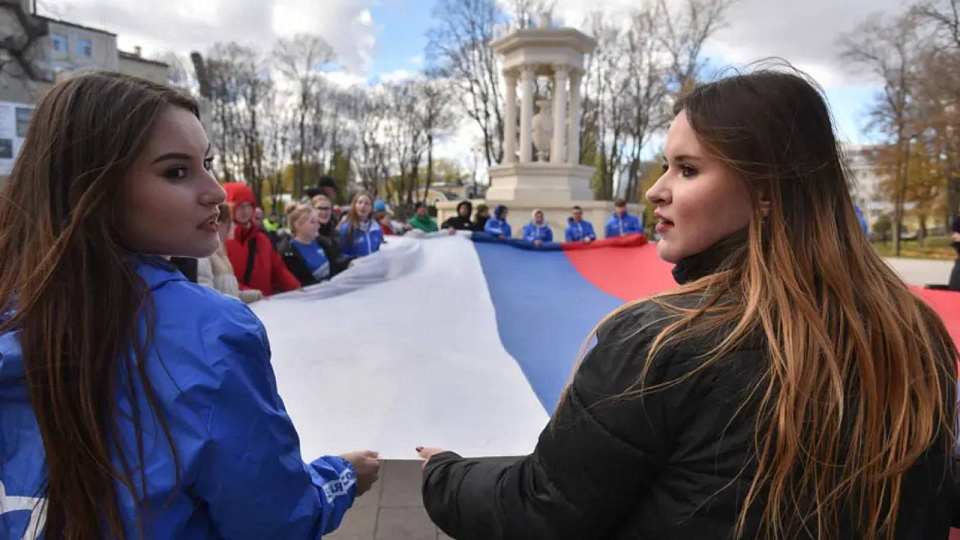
[198,203,263,304]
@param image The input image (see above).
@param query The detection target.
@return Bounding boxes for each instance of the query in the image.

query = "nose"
[646,173,670,206]
[202,173,227,207]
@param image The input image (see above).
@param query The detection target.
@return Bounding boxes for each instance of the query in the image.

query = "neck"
[294,232,314,244]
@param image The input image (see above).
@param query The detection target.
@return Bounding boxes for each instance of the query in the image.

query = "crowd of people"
[3,68,960,540]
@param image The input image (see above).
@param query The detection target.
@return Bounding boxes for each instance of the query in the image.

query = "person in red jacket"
[223,182,301,296]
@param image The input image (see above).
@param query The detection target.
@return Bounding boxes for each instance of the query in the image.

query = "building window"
[51,33,68,53]
[76,38,93,58]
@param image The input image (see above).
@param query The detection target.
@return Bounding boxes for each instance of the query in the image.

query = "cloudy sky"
[36,0,914,166]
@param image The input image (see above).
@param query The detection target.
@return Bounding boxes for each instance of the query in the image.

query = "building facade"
[0,0,167,177]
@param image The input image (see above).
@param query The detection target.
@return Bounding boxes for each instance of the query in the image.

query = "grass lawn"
[871,236,957,260]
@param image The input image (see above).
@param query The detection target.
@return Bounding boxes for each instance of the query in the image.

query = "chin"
[656,241,682,264]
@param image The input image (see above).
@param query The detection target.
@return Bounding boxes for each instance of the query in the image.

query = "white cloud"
[376,69,419,84]
[40,0,380,73]
[550,0,908,88]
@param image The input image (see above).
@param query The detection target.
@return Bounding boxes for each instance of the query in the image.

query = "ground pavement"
[327,257,958,540]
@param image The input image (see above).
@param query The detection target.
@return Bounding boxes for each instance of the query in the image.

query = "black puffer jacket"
[422,242,959,540]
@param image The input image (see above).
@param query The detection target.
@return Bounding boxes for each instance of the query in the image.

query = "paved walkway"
[328,458,517,540]
[884,257,954,286]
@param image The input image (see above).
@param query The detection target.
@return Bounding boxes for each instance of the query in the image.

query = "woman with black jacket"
[279,203,351,286]
[417,69,960,539]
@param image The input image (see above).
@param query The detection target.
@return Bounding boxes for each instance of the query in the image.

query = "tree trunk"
[423,134,434,203]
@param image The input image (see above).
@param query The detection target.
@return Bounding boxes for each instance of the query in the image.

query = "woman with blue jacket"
[339,192,384,257]
[483,205,512,239]
[522,209,554,247]
[0,73,379,540]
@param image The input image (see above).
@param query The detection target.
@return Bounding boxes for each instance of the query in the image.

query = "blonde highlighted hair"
[573,67,957,539]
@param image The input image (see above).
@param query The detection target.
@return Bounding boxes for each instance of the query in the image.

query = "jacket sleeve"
[422,309,680,539]
[564,226,574,243]
[192,312,357,538]
[282,251,316,287]
[270,246,302,292]
[586,223,596,239]
[604,221,614,238]
[545,228,553,242]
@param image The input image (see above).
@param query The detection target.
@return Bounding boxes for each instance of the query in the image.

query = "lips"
[198,211,220,231]
[654,211,674,234]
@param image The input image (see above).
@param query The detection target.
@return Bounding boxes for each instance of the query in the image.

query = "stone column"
[503,70,518,164]
[551,66,569,164]
[519,65,535,163]
[567,70,582,166]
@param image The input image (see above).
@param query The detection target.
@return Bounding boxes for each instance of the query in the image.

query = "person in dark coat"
[278,203,351,286]
[418,70,959,540]
[441,201,474,232]
[473,204,491,232]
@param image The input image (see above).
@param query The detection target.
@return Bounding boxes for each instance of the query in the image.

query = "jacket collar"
[132,255,187,291]
[671,228,749,285]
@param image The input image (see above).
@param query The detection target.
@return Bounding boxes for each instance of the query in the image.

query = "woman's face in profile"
[646,110,753,264]
[119,106,225,258]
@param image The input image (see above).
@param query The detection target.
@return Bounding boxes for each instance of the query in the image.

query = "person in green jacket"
[408,202,439,232]
[262,213,281,233]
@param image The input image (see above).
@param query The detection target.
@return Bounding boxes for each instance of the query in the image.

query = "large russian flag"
[252,233,960,461]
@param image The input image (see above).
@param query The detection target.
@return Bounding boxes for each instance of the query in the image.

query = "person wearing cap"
[441,201,475,232]
[565,205,597,244]
[408,202,439,233]
[605,198,643,238]
[483,205,512,239]
[522,209,554,248]
[223,182,301,296]
[374,200,411,236]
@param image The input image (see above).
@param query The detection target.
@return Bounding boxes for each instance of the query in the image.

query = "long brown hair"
[0,72,199,539]
[585,68,957,538]
[344,192,373,247]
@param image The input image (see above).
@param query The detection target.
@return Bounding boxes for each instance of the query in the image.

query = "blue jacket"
[605,212,643,238]
[565,218,596,242]
[522,222,553,243]
[483,218,512,238]
[339,219,383,257]
[0,258,356,539]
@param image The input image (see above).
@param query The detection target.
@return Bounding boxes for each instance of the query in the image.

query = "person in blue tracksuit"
[605,197,643,238]
[339,192,384,257]
[565,205,597,244]
[522,209,553,247]
[484,204,512,239]
[0,72,379,540]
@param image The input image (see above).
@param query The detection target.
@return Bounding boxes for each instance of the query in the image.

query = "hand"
[584,237,593,244]
[448,227,456,235]
[340,450,381,497]
[534,239,542,248]
[498,235,506,240]
[347,260,356,268]
[416,446,448,470]
[952,232,960,242]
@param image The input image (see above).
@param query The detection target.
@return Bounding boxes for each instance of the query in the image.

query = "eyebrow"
[671,154,702,163]
[150,144,213,165]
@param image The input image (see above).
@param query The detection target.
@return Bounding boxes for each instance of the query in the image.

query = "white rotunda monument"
[437,12,643,238]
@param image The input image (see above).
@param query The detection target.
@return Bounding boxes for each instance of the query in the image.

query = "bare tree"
[274,34,335,200]
[840,12,926,256]
[418,76,457,202]
[655,0,736,96]
[348,88,391,196]
[623,9,672,202]
[427,0,507,166]
[914,0,960,49]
